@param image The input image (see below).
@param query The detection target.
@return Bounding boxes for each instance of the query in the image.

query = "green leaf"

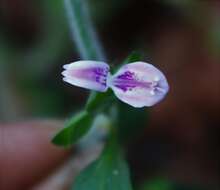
[123,51,144,64]
[140,178,208,190]
[72,138,133,190]
[52,111,92,147]
[140,178,173,190]
[86,90,115,113]
[113,51,143,73]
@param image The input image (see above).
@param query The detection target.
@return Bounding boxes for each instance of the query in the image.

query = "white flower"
[62,60,169,108]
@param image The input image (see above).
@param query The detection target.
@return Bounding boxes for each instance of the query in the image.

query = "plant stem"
[64,0,107,61]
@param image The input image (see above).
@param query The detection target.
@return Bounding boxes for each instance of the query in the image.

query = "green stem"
[64,0,107,61]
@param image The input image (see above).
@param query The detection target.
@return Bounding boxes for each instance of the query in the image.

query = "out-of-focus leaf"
[88,0,129,24]
[209,11,220,57]
[23,0,70,77]
[52,111,92,147]
[72,137,133,190]
[174,183,208,190]
[141,178,208,190]
[140,178,173,190]
[118,102,148,143]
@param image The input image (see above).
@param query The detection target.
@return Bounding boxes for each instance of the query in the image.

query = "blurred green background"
[0,0,219,189]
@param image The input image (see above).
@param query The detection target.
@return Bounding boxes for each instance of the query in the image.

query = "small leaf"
[113,51,143,73]
[72,138,133,190]
[123,51,144,64]
[140,178,173,190]
[52,111,92,147]
[140,178,207,190]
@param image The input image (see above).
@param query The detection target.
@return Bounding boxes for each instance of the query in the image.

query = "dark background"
[0,0,219,189]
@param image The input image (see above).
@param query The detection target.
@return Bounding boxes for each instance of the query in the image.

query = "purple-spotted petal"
[62,60,109,92]
[108,61,169,107]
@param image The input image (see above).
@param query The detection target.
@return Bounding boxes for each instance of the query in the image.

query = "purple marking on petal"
[62,60,110,92]
[112,70,152,92]
[109,61,169,107]
[69,67,108,87]
[117,71,134,80]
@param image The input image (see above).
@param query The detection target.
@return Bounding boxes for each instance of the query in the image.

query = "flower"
[62,61,109,92]
[62,60,169,108]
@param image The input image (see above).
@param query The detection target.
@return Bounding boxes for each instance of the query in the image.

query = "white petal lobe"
[109,62,169,107]
[62,60,109,92]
